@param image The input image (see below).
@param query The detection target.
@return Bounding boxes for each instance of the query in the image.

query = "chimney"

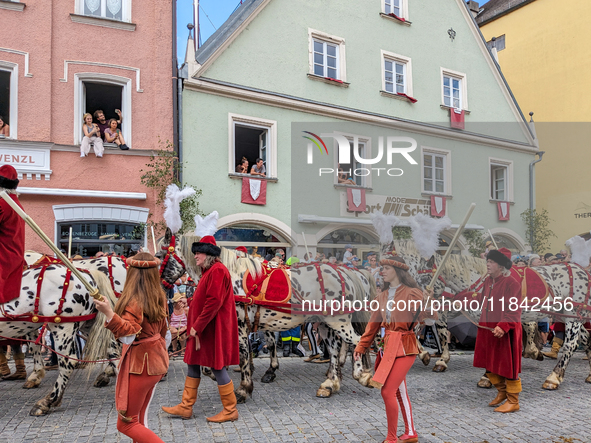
[467,1,480,18]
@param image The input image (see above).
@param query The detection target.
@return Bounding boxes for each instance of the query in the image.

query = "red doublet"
[473,274,522,380]
[184,261,239,369]
[0,193,25,304]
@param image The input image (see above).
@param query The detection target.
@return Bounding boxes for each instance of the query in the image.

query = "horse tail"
[84,270,119,367]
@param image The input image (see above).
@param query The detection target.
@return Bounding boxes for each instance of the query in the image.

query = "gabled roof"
[195,0,265,66]
[476,0,538,26]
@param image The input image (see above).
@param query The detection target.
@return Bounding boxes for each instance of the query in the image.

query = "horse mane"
[179,234,200,281]
[436,253,486,283]
[392,239,421,259]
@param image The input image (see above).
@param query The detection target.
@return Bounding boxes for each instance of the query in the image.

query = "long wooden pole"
[151,226,157,255]
[302,232,311,261]
[427,203,476,290]
[0,191,104,301]
[488,229,498,249]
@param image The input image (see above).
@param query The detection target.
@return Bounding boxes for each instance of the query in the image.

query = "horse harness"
[159,234,186,290]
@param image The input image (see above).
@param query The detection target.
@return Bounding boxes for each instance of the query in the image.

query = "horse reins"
[160,234,186,289]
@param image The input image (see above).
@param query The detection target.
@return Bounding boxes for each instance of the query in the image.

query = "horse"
[160,233,376,403]
[2,249,187,416]
[412,250,591,390]
[0,266,117,415]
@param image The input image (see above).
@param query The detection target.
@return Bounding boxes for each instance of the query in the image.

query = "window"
[441,68,468,110]
[0,62,17,139]
[229,114,277,178]
[381,51,412,97]
[308,29,347,83]
[313,40,339,79]
[74,73,131,146]
[489,158,513,201]
[58,221,144,257]
[385,0,401,16]
[421,147,451,195]
[77,0,131,22]
[382,0,408,20]
[334,135,371,188]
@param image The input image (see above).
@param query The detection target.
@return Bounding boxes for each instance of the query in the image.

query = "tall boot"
[542,337,563,359]
[486,373,507,407]
[291,341,304,357]
[494,378,521,413]
[206,381,239,423]
[0,352,10,378]
[283,341,291,357]
[2,359,26,381]
[161,376,200,419]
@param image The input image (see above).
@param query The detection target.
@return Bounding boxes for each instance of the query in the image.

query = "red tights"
[381,355,416,442]
[117,370,164,443]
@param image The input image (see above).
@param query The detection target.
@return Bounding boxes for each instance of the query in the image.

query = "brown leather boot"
[494,378,521,413]
[486,373,507,407]
[161,376,200,419]
[0,352,11,378]
[542,337,563,359]
[206,381,239,423]
[2,359,26,381]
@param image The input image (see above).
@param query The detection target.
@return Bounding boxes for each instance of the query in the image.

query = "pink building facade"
[0,0,175,256]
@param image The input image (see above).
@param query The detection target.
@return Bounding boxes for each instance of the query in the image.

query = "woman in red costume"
[162,235,240,422]
[94,252,169,443]
[354,252,433,443]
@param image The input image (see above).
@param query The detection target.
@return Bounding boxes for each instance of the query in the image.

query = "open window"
[334,134,371,188]
[76,0,131,22]
[74,73,131,146]
[229,114,277,178]
[0,62,17,139]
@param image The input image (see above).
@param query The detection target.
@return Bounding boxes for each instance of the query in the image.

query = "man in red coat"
[472,247,522,413]
[0,165,27,380]
[162,235,240,422]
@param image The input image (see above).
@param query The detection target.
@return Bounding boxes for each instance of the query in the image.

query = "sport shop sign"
[340,193,430,218]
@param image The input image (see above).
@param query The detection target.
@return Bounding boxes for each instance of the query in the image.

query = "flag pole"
[0,191,104,301]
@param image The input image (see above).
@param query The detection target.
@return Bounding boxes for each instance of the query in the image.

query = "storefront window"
[318,228,379,264]
[58,222,144,257]
[214,224,290,260]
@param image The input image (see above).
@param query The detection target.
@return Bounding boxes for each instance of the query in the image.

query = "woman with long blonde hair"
[94,252,169,442]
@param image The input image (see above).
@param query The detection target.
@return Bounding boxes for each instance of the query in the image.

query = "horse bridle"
[159,234,186,289]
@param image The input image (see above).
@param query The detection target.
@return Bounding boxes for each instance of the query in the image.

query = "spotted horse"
[412,251,591,390]
[0,265,118,415]
[161,234,376,403]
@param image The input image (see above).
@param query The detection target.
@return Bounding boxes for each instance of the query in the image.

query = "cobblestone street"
[0,351,589,443]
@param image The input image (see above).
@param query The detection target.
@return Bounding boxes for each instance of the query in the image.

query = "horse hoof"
[477,379,492,389]
[536,353,544,361]
[22,381,39,389]
[316,387,332,398]
[93,374,110,388]
[261,373,276,383]
[421,354,431,366]
[235,392,247,404]
[585,375,591,384]
[29,405,49,416]
[542,381,559,390]
[432,364,447,373]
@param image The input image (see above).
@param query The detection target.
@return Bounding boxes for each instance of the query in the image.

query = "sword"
[0,191,104,301]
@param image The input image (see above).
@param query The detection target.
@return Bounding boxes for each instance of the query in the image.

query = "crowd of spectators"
[80,109,129,158]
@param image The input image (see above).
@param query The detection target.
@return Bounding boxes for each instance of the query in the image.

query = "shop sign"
[341,193,430,218]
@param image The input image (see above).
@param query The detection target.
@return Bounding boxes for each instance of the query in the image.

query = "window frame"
[421,146,452,196]
[382,0,409,19]
[74,72,132,147]
[441,68,468,110]
[308,29,347,83]
[333,132,372,189]
[489,158,513,202]
[75,0,132,23]
[0,61,18,139]
[228,113,278,179]
[381,50,413,97]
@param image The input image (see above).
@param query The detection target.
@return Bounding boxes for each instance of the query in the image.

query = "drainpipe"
[177,74,183,184]
[529,151,544,249]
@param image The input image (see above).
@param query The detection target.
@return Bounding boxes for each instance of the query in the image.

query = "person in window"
[235,157,249,173]
[104,118,130,150]
[250,158,266,177]
[94,109,122,140]
[0,116,9,137]
[80,113,104,158]
[337,164,357,185]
